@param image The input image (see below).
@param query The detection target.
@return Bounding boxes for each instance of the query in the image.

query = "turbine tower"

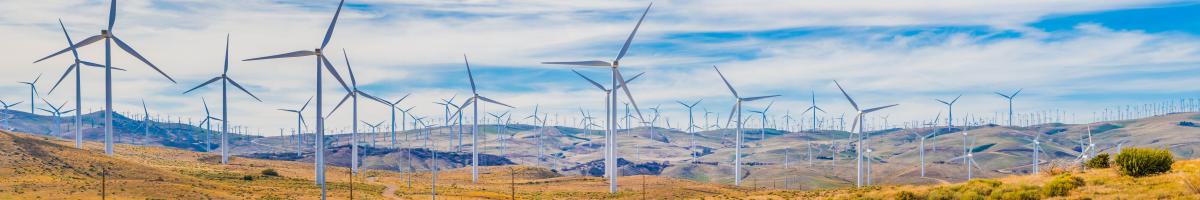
[714,65,780,186]
[365,93,411,148]
[34,0,177,156]
[541,2,652,193]
[570,69,643,182]
[241,0,351,197]
[183,34,261,164]
[834,80,898,187]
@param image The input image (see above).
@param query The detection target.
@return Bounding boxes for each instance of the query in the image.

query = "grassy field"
[4,130,1200,199]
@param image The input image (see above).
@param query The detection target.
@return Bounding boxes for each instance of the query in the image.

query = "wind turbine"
[44,19,127,149]
[542,3,652,192]
[326,49,384,176]
[937,94,962,129]
[676,99,701,163]
[198,98,221,152]
[948,124,984,180]
[19,74,42,114]
[1076,126,1096,169]
[1025,134,1047,174]
[140,100,150,145]
[0,100,22,111]
[279,96,312,156]
[749,101,775,143]
[37,98,73,135]
[833,80,898,187]
[366,93,411,148]
[714,65,780,186]
[447,55,515,183]
[571,69,643,183]
[995,89,1022,127]
[183,34,262,164]
[488,111,510,155]
[242,0,351,196]
[801,91,826,133]
[34,0,177,156]
[912,112,940,177]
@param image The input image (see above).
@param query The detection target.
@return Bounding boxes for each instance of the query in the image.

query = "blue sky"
[2,0,1200,134]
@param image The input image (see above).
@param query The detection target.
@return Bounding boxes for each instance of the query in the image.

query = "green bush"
[1085,153,1110,169]
[896,191,920,200]
[925,179,1003,200]
[1042,174,1083,197]
[261,168,279,177]
[1114,148,1174,177]
[988,185,1041,200]
[242,175,254,181]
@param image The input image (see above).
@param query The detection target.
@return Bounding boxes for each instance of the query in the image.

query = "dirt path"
[368,177,401,200]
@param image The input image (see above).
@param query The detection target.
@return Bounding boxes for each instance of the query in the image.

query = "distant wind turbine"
[19,74,42,114]
[198,98,221,152]
[571,69,643,182]
[279,96,313,156]
[326,49,384,176]
[37,98,73,135]
[365,93,411,148]
[676,99,701,163]
[714,65,780,186]
[833,80,898,187]
[183,34,262,164]
[995,89,1022,127]
[0,100,22,111]
[801,90,826,133]
[448,55,514,183]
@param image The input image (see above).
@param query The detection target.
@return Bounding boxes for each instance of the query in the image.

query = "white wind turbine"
[242,0,351,196]
[995,89,1022,127]
[749,101,775,144]
[140,100,150,145]
[365,93,411,148]
[183,35,262,165]
[18,74,42,114]
[946,124,984,180]
[1076,126,1096,169]
[911,112,940,177]
[279,96,312,156]
[0,100,22,111]
[44,19,127,149]
[326,49,384,176]
[801,90,826,133]
[676,99,702,163]
[198,98,221,152]
[450,55,515,183]
[37,98,73,136]
[571,69,643,182]
[35,0,177,156]
[714,65,780,186]
[1024,134,1048,174]
[542,3,653,192]
[833,80,898,187]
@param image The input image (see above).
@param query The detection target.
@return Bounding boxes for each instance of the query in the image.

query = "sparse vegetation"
[1042,174,1083,197]
[1085,153,1110,169]
[1114,148,1174,177]
[242,175,254,181]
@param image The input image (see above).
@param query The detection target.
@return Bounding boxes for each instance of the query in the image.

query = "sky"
[2,0,1200,135]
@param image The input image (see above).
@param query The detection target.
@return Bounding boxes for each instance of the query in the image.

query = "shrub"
[241,175,254,181]
[1042,174,1083,197]
[1114,148,1174,177]
[1085,153,1110,169]
[261,168,279,177]
[988,185,1041,200]
[896,191,920,200]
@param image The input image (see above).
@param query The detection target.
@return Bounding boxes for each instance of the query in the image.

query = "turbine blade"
[58,19,80,60]
[34,35,103,63]
[464,54,477,94]
[615,70,644,121]
[849,113,862,132]
[725,104,737,128]
[48,63,79,95]
[393,93,411,105]
[951,94,962,104]
[712,66,738,97]
[300,96,314,111]
[572,69,607,91]
[863,104,898,113]
[615,2,652,63]
[224,34,230,74]
[182,77,222,94]
[322,56,352,93]
[742,95,780,102]
[994,92,1011,99]
[112,36,175,83]
[202,98,211,116]
[107,0,116,30]
[243,50,315,61]
[358,91,389,106]
[326,92,353,118]
[321,0,346,49]
[833,80,858,111]
[542,61,611,67]
[478,96,514,108]
[1012,89,1022,98]
[226,78,262,102]
[936,99,950,105]
[342,49,356,86]
[618,72,645,88]
[79,60,126,71]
